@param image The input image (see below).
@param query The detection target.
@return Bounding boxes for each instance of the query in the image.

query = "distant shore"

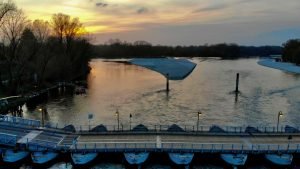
[258,58,300,74]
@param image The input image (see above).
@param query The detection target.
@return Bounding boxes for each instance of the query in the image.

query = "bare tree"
[29,20,54,85]
[51,13,87,80]
[0,9,28,93]
[31,19,50,43]
[0,0,15,24]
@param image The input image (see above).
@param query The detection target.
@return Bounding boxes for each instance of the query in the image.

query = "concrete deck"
[72,134,300,153]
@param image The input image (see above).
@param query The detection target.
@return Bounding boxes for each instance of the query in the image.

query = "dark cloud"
[193,0,259,13]
[137,7,149,14]
[95,2,108,7]
[193,4,227,13]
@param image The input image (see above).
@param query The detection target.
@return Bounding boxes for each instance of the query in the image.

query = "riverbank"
[258,58,300,74]
[0,82,76,115]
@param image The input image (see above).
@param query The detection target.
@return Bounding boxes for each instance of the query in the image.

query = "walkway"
[0,115,300,154]
[72,133,300,153]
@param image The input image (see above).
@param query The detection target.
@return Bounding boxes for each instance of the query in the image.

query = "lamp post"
[115,109,120,131]
[88,113,93,131]
[129,114,132,130]
[277,111,283,132]
[197,111,202,132]
[38,106,45,127]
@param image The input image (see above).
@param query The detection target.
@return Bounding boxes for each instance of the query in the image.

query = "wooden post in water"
[166,73,169,92]
[235,73,239,93]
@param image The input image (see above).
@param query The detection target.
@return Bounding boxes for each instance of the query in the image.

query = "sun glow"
[16,0,221,35]
[14,0,300,45]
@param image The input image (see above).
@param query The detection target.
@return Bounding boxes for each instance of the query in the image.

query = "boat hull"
[221,154,247,166]
[265,154,293,165]
[168,153,194,165]
[31,151,58,164]
[2,149,29,163]
[124,152,149,165]
[71,152,97,165]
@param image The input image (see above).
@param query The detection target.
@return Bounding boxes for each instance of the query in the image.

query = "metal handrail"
[0,133,17,145]
[0,115,294,134]
[70,142,300,153]
[0,115,297,134]
[0,115,40,127]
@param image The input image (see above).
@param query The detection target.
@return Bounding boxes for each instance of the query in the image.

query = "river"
[23,58,300,129]
[14,57,300,168]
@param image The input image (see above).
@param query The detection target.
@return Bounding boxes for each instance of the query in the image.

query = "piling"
[235,73,239,93]
[166,73,169,92]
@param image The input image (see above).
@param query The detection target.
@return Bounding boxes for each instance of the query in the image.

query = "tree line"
[282,39,300,65]
[0,1,296,96]
[0,1,91,95]
[92,39,282,59]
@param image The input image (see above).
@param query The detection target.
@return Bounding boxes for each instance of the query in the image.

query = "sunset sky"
[15,0,300,46]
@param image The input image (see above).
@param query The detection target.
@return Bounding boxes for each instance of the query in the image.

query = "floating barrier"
[285,125,299,133]
[2,149,29,163]
[245,126,261,133]
[31,151,58,164]
[63,125,76,133]
[132,124,148,132]
[71,152,98,165]
[220,154,247,166]
[168,153,194,165]
[265,154,293,165]
[124,152,149,165]
[91,124,107,132]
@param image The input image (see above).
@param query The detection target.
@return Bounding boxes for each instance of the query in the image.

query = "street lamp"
[277,111,283,132]
[197,111,202,132]
[38,107,45,127]
[88,113,93,131]
[115,109,120,131]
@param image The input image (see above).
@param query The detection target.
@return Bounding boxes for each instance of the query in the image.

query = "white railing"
[0,132,17,145]
[0,115,40,127]
[71,142,300,153]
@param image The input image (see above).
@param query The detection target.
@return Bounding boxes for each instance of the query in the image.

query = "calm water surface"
[14,57,300,168]
[23,58,300,128]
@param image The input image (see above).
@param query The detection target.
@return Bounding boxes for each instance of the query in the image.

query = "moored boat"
[168,153,194,165]
[31,151,58,164]
[71,152,98,165]
[2,149,29,163]
[265,154,293,165]
[220,154,247,166]
[124,152,149,165]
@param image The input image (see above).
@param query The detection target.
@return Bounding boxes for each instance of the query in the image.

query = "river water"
[23,58,300,129]
[14,57,300,168]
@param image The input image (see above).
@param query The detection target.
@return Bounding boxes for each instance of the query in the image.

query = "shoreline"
[257,58,300,74]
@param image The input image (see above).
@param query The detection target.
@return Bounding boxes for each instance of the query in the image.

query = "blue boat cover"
[129,58,196,80]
